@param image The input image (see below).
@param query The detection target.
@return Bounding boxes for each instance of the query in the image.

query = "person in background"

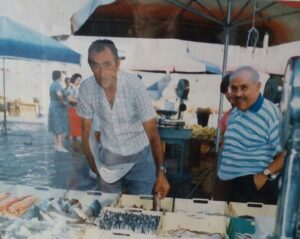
[63,77,71,94]
[77,39,170,197]
[216,66,284,204]
[219,73,233,134]
[48,70,69,153]
[65,73,82,151]
[63,77,71,140]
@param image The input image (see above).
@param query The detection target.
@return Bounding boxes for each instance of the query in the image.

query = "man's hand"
[90,164,100,176]
[253,173,268,190]
[154,171,170,198]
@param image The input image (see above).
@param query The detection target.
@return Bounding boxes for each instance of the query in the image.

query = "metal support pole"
[2,58,7,136]
[273,150,300,238]
[211,0,232,197]
[272,57,300,238]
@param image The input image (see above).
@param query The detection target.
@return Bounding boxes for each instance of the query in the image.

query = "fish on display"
[26,198,102,225]
[0,197,104,239]
[98,210,160,234]
[84,200,102,218]
[0,195,34,216]
[6,196,37,217]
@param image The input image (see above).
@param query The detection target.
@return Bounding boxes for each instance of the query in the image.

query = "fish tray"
[228,202,277,218]
[174,198,228,216]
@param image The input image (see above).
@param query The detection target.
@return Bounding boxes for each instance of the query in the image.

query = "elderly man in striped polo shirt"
[216,66,284,204]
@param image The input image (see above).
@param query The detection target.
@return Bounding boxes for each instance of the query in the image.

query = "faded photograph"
[0,1,300,238]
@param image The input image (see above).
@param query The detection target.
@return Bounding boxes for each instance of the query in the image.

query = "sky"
[0,0,88,36]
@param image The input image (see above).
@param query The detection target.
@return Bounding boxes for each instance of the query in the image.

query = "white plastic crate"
[115,194,173,212]
[229,202,277,218]
[158,212,228,238]
[0,181,66,200]
[65,189,118,207]
[174,198,228,215]
[83,227,158,239]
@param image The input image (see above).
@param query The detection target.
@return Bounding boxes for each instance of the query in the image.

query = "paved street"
[0,121,99,191]
[0,120,207,198]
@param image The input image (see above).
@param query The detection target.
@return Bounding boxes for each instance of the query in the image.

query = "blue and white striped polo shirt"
[218,94,282,180]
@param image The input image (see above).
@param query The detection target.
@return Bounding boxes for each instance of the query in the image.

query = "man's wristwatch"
[158,165,167,173]
[263,169,277,181]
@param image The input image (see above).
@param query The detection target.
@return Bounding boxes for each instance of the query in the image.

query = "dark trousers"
[213,174,279,204]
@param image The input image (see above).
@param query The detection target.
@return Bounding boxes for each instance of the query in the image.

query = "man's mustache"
[234,96,245,101]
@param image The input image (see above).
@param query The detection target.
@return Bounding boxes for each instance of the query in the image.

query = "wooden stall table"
[158,126,192,179]
[189,137,216,195]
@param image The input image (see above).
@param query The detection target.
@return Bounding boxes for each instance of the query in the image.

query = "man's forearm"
[82,139,98,172]
[267,152,285,174]
[81,118,98,174]
[143,119,164,171]
[149,131,165,172]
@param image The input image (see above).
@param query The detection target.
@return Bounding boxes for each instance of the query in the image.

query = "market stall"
[0,179,281,238]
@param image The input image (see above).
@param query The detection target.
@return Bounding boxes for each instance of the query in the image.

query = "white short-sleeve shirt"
[77,71,156,156]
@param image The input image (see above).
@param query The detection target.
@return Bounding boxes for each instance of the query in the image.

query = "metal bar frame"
[233,9,300,28]
[195,0,221,20]
[231,0,251,23]
[177,0,196,18]
[234,1,278,26]
[164,0,224,25]
[216,0,225,20]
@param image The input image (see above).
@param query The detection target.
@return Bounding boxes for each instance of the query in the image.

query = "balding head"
[230,66,260,83]
[229,66,261,111]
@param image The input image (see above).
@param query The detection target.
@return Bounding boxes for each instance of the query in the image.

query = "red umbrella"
[71,0,300,46]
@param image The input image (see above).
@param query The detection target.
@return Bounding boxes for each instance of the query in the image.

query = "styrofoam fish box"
[229,202,277,218]
[174,198,228,215]
[158,212,228,237]
[65,189,118,207]
[115,194,173,212]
